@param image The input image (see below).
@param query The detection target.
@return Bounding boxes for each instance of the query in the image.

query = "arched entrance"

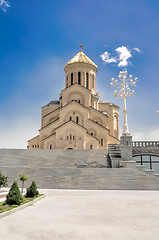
[65,145,75,150]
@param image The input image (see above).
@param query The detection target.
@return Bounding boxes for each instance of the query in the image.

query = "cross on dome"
[79,44,84,52]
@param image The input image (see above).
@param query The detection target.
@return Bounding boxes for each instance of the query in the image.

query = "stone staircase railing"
[108,143,159,177]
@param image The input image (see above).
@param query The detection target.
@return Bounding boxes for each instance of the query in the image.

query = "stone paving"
[0,189,159,240]
[0,190,8,202]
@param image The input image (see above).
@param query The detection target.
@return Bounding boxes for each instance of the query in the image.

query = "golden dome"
[65,50,97,69]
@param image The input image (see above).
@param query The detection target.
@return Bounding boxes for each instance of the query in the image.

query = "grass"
[0,194,43,214]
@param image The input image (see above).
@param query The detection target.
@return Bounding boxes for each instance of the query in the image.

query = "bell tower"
[64,46,98,95]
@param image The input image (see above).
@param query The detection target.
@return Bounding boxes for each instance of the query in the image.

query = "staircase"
[108,144,122,168]
[1,149,159,190]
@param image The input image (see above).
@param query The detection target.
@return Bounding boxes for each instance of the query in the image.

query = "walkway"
[0,189,159,240]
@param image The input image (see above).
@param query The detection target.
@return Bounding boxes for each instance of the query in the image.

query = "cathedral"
[28,47,120,150]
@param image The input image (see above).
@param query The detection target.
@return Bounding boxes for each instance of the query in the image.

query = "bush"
[6,181,22,205]
[0,173,8,189]
[26,181,39,198]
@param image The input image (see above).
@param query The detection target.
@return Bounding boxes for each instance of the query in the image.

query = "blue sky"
[0,0,159,148]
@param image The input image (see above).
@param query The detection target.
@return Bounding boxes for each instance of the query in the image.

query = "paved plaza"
[0,189,159,239]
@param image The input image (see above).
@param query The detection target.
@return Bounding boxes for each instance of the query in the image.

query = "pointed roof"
[65,50,97,69]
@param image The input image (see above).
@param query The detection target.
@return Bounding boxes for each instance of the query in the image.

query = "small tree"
[0,173,8,189]
[26,181,39,198]
[19,174,28,194]
[6,181,22,205]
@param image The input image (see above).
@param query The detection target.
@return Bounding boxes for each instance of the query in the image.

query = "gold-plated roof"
[65,50,97,69]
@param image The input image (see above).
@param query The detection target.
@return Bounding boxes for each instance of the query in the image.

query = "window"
[70,134,72,140]
[67,136,69,140]
[50,145,52,149]
[86,72,89,88]
[79,100,80,104]
[73,136,75,140]
[66,76,68,87]
[78,72,81,84]
[92,75,94,88]
[90,145,92,150]
[101,139,103,147]
[71,73,73,85]
[91,132,93,136]
[70,116,72,120]
[76,117,79,123]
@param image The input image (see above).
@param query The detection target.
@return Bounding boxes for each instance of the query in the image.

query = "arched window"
[101,139,103,147]
[71,73,73,85]
[92,75,94,88]
[78,72,81,84]
[114,115,118,131]
[90,145,92,150]
[50,145,52,149]
[70,134,72,140]
[66,76,68,87]
[76,117,79,123]
[86,72,89,88]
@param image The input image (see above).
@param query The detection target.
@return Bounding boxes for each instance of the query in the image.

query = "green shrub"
[6,181,22,205]
[26,181,39,198]
[0,173,8,189]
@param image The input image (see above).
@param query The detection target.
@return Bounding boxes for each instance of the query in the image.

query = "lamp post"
[110,71,138,136]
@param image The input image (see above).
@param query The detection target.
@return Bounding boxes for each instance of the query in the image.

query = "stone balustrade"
[132,141,159,148]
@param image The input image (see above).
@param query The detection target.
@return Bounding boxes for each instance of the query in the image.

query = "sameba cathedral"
[28,47,120,150]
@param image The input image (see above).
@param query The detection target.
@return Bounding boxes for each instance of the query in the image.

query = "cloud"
[116,46,132,67]
[133,47,142,53]
[100,46,141,68]
[132,128,159,141]
[100,51,117,64]
[0,0,10,12]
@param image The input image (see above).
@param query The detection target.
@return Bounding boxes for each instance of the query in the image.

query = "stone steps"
[1,149,159,190]
[1,166,159,190]
[0,149,108,168]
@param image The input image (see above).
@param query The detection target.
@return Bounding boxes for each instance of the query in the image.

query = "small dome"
[65,50,97,69]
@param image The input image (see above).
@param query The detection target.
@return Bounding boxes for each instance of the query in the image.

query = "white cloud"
[132,128,159,141]
[0,0,10,12]
[100,51,117,64]
[100,46,141,68]
[133,47,142,53]
[116,46,132,67]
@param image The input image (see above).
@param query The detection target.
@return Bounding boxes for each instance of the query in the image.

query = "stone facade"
[28,49,120,149]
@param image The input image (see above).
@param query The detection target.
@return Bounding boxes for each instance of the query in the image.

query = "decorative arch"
[88,128,97,137]
[93,117,102,125]
[65,110,84,125]
[68,91,84,105]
